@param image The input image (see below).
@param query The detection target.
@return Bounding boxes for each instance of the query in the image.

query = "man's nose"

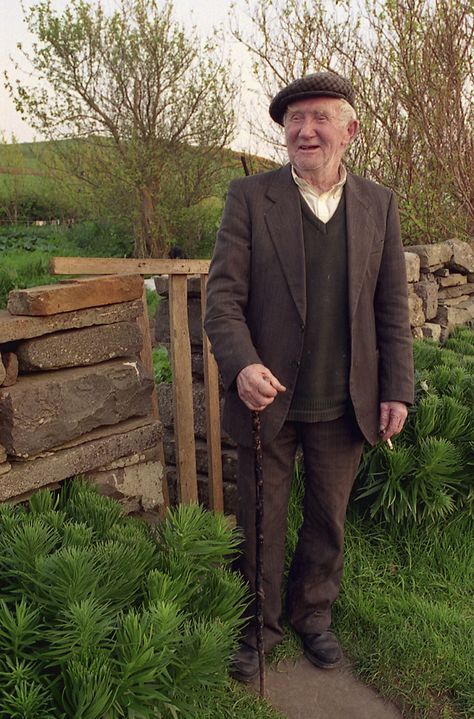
[299,118,316,137]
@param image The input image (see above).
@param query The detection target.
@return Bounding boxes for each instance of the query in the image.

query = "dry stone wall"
[405,239,474,341]
[0,274,164,513]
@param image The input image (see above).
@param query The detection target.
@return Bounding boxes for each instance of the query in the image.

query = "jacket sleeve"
[374,191,415,405]
[204,178,262,391]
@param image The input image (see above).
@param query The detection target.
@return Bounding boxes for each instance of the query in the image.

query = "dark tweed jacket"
[204,164,414,448]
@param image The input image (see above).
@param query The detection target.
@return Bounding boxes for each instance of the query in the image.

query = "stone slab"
[438,283,474,300]
[0,419,161,501]
[17,321,143,371]
[404,252,420,283]
[436,297,474,328]
[407,290,425,328]
[0,462,11,476]
[408,243,452,269]
[0,444,6,463]
[437,273,467,288]
[0,300,143,343]
[0,359,153,457]
[446,239,474,273]
[0,357,4,385]
[85,459,164,511]
[7,274,144,316]
[421,323,442,341]
[0,352,19,386]
[413,281,438,321]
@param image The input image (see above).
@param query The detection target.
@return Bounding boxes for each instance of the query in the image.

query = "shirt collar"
[291,165,347,197]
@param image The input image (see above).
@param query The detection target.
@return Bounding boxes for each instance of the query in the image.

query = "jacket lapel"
[264,165,306,322]
[345,172,377,321]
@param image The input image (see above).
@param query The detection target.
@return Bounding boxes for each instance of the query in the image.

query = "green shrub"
[153,345,172,384]
[357,328,474,524]
[0,480,247,718]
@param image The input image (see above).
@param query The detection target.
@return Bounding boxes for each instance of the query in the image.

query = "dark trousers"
[235,411,364,651]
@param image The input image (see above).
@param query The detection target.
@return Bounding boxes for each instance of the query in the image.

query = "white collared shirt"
[291,165,347,224]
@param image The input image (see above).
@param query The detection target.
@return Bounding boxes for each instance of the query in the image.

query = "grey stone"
[17,322,143,371]
[0,353,19,386]
[0,419,161,501]
[0,358,5,385]
[437,273,467,288]
[0,300,143,344]
[411,327,424,339]
[0,359,154,457]
[438,283,474,300]
[408,243,452,268]
[0,461,11,476]
[413,281,438,320]
[404,252,420,283]
[434,268,450,277]
[436,297,474,328]
[446,239,474,273]
[407,290,425,328]
[84,459,164,512]
[421,323,442,341]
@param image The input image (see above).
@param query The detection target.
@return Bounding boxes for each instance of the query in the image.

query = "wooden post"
[137,286,169,511]
[200,275,224,512]
[168,274,198,503]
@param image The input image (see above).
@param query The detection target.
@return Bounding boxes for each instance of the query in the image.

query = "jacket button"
[300,323,305,332]
[292,360,300,368]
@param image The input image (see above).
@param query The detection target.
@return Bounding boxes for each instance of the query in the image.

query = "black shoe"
[229,643,260,683]
[302,630,343,669]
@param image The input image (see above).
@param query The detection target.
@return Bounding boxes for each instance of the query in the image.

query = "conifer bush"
[0,481,247,718]
[357,326,474,524]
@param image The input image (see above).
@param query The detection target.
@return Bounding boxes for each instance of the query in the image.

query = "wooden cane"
[241,155,265,697]
[252,409,266,698]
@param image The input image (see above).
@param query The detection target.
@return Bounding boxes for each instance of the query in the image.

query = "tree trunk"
[134,186,167,258]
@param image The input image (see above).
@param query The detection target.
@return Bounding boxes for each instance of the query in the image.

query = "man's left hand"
[379,401,408,441]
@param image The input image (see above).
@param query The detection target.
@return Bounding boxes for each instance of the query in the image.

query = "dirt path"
[251,655,403,719]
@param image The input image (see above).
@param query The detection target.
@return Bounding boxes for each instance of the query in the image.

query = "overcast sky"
[0,0,266,152]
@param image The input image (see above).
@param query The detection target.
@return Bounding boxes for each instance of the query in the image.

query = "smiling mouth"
[299,145,320,150]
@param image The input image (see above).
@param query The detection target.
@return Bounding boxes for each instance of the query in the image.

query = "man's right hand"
[236,364,286,411]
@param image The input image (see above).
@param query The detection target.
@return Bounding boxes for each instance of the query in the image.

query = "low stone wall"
[405,239,474,341]
[0,274,164,513]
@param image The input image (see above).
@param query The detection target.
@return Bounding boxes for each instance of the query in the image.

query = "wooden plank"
[50,256,210,276]
[137,287,169,512]
[7,274,144,316]
[200,275,224,512]
[168,275,198,504]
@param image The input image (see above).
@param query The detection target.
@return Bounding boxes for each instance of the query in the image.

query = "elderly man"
[204,72,414,681]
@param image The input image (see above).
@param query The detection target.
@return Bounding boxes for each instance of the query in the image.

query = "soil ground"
[250,654,403,719]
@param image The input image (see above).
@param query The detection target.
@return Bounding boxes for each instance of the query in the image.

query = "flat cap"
[269,72,355,125]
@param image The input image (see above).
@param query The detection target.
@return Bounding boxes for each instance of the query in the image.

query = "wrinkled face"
[284,96,357,179]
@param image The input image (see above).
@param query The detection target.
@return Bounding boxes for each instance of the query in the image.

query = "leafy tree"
[6,0,237,256]
[233,0,474,244]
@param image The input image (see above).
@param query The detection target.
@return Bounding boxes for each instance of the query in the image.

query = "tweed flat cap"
[269,72,355,125]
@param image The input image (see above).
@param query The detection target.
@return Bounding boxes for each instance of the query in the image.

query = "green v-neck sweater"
[287,193,351,422]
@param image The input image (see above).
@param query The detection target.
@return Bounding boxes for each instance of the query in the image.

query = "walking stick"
[252,409,266,698]
[240,155,265,698]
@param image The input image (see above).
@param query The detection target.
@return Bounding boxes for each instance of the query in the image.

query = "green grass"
[0,222,134,308]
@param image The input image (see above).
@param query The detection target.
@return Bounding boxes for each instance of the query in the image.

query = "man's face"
[284,97,357,178]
